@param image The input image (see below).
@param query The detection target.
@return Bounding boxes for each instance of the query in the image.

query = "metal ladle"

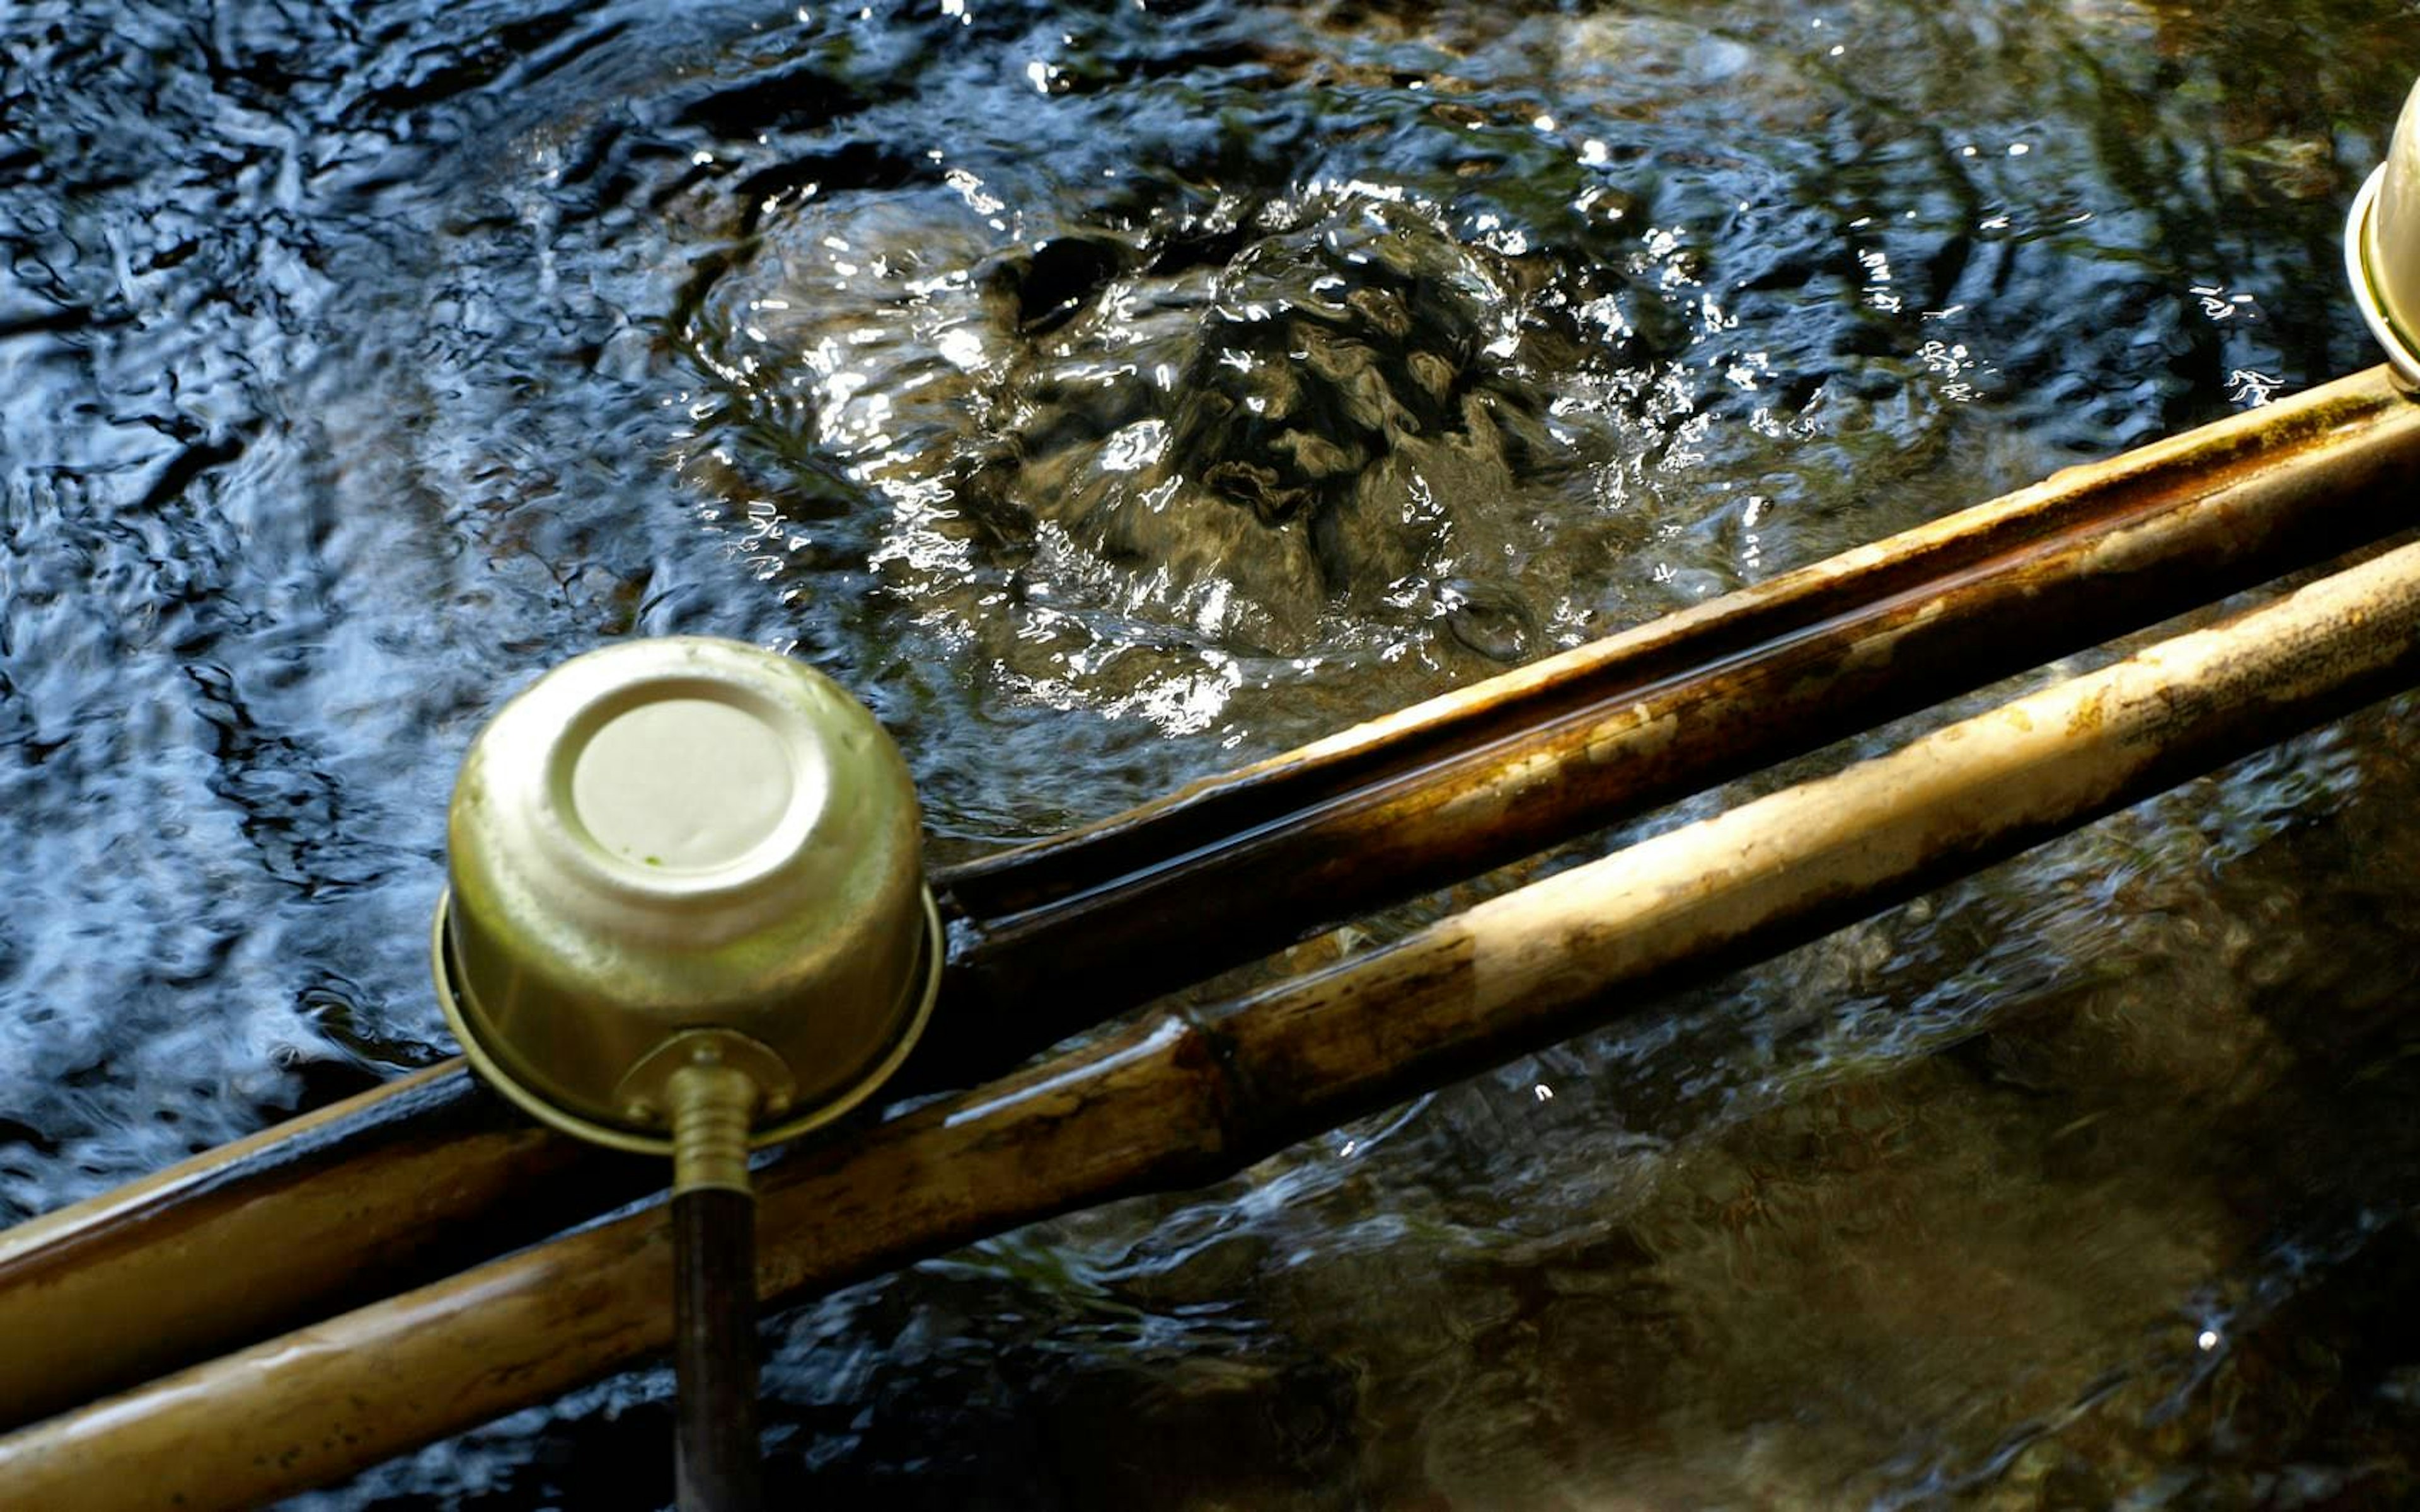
[2350,76,2420,389]
[431,637,940,1510]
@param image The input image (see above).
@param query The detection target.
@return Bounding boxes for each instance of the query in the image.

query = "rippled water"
[7,0,2420,1506]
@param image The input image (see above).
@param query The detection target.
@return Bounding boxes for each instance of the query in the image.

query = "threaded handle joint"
[669,1062,760,1197]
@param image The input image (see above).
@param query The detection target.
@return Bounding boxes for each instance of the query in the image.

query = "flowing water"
[6,0,2420,1505]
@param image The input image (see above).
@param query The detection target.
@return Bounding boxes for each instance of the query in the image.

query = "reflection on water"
[4,0,2420,1506]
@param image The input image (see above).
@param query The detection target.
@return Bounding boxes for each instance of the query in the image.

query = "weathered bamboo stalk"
[923,365,2420,1060]
[0,1065,663,1431]
[11,527,2420,1511]
[1,365,2415,1435]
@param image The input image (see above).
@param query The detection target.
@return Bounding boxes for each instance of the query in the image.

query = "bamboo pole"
[11,527,2420,1511]
[0,1064,662,1430]
[923,365,2420,1059]
[1,365,2415,1433]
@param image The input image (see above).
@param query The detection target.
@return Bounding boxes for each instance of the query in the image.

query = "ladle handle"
[669,1061,766,1512]
[674,1185,763,1512]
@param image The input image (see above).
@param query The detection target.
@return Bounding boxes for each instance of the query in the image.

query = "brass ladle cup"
[2350,76,2420,390]
[432,636,940,1511]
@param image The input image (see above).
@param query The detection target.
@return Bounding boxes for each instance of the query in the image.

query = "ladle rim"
[2348,164,2420,391]
[429,886,944,1156]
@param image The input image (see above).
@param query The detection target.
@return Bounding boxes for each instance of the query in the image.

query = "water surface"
[6,0,2420,1505]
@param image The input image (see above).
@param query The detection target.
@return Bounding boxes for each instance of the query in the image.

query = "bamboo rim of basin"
[1,366,2416,1435]
[11,508,2420,1510]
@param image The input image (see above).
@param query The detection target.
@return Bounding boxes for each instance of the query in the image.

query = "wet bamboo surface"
[0,1063,662,1430]
[922,365,2420,1064]
[11,527,2420,1511]
[1,366,2415,1433]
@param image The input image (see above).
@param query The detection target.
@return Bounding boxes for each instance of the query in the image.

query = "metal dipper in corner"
[431,636,941,1511]
[2350,76,2420,390]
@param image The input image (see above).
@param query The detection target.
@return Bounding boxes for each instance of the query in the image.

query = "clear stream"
[7,0,2420,1506]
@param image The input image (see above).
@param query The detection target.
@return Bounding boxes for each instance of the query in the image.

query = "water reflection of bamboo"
[9,373,2420,1509]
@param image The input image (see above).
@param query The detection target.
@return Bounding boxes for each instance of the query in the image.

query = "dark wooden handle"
[674,1187,763,1512]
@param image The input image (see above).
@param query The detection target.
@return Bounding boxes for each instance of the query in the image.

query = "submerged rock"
[688,178,1598,658]
[964,190,1559,653]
